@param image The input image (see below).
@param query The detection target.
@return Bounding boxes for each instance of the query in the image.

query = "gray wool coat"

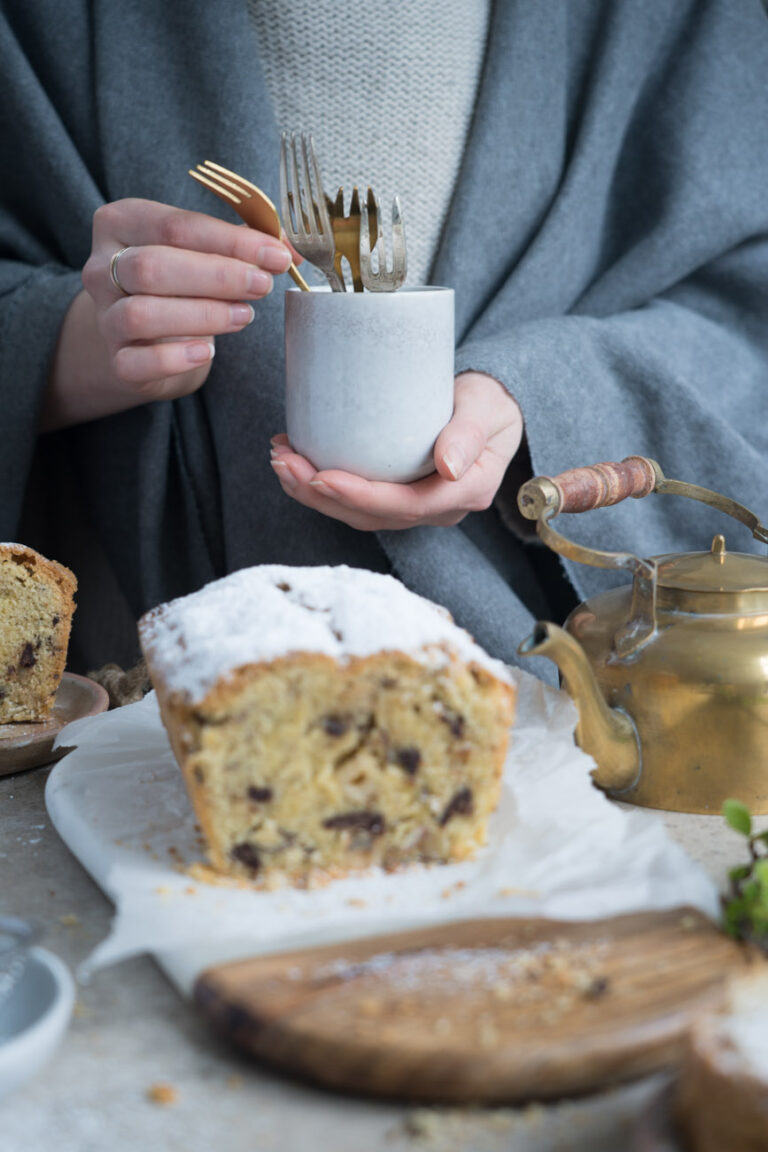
[2,0,768,673]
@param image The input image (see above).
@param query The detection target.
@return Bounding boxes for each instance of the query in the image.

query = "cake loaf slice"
[675,967,768,1152]
[0,543,77,722]
[139,565,516,886]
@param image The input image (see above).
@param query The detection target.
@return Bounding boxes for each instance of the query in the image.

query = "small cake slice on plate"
[675,965,768,1152]
[0,544,77,723]
[139,565,516,886]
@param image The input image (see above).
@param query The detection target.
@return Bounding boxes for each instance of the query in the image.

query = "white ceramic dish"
[0,947,75,1103]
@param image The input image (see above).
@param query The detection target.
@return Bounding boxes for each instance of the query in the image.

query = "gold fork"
[188,160,309,291]
[325,187,380,293]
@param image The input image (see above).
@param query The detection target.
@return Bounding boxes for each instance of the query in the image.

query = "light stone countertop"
[0,761,763,1152]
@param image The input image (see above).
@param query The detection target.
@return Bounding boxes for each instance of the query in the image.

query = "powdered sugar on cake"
[719,972,768,1079]
[139,565,513,701]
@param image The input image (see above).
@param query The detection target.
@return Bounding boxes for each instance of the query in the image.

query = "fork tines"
[280,132,345,292]
[188,160,260,204]
[360,189,407,292]
[280,133,330,240]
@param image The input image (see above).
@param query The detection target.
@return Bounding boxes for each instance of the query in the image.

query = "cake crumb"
[357,996,385,1018]
[478,1014,499,1049]
[147,1082,178,1106]
[225,1074,243,1091]
[58,913,80,927]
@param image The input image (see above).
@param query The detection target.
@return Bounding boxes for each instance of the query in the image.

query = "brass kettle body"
[517,457,768,814]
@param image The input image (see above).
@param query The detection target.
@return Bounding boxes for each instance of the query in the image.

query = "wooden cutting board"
[193,907,750,1103]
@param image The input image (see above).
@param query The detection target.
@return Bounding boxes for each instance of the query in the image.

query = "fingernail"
[271,460,296,488]
[443,445,466,481]
[248,269,273,295]
[258,246,292,274]
[230,303,254,326]
[186,340,215,364]
[310,480,338,499]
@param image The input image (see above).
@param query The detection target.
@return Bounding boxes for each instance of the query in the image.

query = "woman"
[2,0,768,672]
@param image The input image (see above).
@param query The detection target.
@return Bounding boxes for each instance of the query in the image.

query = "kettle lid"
[652,535,768,610]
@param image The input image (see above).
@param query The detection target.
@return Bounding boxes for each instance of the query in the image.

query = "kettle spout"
[518,622,641,793]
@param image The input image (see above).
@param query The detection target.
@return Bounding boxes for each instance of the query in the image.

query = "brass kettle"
[517,457,768,814]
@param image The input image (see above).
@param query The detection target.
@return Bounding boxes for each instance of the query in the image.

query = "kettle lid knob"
[711,534,726,562]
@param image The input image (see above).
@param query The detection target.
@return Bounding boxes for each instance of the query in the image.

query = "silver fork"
[360,188,407,292]
[280,133,346,292]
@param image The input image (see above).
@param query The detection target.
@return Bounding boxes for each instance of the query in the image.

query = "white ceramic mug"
[285,286,455,483]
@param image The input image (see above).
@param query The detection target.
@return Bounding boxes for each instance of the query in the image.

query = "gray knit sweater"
[247,0,491,286]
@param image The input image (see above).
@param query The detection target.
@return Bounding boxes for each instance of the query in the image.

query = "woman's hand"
[270,371,524,530]
[43,198,294,430]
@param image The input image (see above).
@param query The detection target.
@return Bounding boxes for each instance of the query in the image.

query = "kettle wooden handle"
[519,457,661,519]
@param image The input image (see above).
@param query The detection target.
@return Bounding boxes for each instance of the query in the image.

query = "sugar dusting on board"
[139,564,513,701]
[295,939,611,1001]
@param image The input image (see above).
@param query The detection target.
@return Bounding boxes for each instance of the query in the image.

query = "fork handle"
[288,264,310,292]
[325,268,347,292]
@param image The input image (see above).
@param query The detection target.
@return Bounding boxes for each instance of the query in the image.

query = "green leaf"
[723,897,747,930]
[729,864,752,884]
[723,799,753,837]
[742,879,761,905]
[751,907,768,931]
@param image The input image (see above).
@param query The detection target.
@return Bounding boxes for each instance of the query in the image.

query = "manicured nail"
[186,340,215,364]
[248,269,273,295]
[310,480,338,499]
[271,460,296,488]
[258,246,292,274]
[230,303,254,326]
[442,444,466,480]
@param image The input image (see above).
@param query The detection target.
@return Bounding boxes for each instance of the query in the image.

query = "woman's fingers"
[269,436,507,529]
[92,199,291,266]
[77,198,296,401]
[103,295,254,347]
[86,243,282,302]
[434,372,524,482]
[112,339,216,396]
[84,199,293,307]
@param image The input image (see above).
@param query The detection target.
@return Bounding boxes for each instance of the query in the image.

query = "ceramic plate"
[0,673,109,777]
[0,947,75,1102]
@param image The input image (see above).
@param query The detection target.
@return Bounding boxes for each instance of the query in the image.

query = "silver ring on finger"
[109,246,132,295]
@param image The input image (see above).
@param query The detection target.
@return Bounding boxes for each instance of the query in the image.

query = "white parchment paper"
[45,672,718,995]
